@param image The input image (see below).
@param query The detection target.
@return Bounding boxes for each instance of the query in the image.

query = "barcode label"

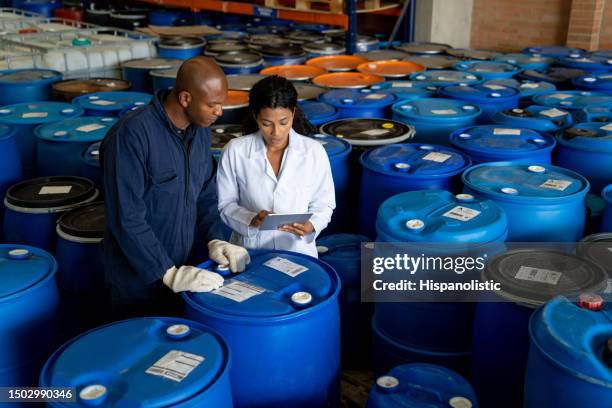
[515,266,562,285]
[22,112,48,118]
[264,257,309,277]
[212,280,265,303]
[76,123,106,133]
[431,109,458,115]
[549,93,573,100]
[540,179,572,191]
[422,152,451,163]
[362,129,389,136]
[493,128,521,135]
[484,84,507,90]
[145,350,204,383]
[443,206,481,222]
[90,100,116,106]
[365,93,387,100]
[39,186,72,195]
[539,108,567,118]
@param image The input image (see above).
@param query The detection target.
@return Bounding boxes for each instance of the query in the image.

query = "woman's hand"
[279,221,315,237]
[250,210,271,228]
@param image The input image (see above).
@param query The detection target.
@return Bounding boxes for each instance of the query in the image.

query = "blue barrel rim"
[0,102,84,125]
[310,133,352,159]
[438,83,521,102]
[72,91,153,112]
[555,122,612,153]
[318,88,397,108]
[34,116,117,143]
[409,70,483,85]
[450,125,556,157]
[391,97,483,123]
[0,244,58,303]
[533,90,611,110]
[453,60,522,75]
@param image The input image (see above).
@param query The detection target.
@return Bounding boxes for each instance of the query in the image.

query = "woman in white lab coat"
[216,75,335,258]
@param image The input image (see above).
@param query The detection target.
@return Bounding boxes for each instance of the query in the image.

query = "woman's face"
[255,107,294,149]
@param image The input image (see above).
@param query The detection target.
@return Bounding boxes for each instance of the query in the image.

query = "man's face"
[183,79,228,127]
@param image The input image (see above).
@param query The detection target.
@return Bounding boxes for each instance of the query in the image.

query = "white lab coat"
[216,129,336,258]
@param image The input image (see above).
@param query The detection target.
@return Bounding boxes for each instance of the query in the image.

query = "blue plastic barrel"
[374,190,507,376]
[439,83,520,122]
[72,92,152,117]
[3,176,98,250]
[359,144,471,238]
[151,67,178,91]
[558,54,612,73]
[572,72,612,92]
[519,67,586,89]
[35,116,116,177]
[450,125,555,164]
[80,142,101,189]
[409,70,482,90]
[602,184,612,232]
[261,45,307,66]
[0,125,22,239]
[454,60,522,80]
[318,89,397,120]
[577,103,612,123]
[492,105,573,133]
[494,53,555,70]
[533,90,612,117]
[18,0,61,17]
[210,124,242,161]
[554,123,612,193]
[184,249,341,408]
[0,102,83,177]
[157,36,206,60]
[366,364,479,408]
[524,296,612,408]
[121,58,181,93]
[462,162,590,241]
[0,245,59,393]
[368,80,434,102]
[483,78,556,104]
[392,98,482,145]
[594,50,612,59]
[522,46,585,58]
[298,101,339,126]
[215,52,265,75]
[0,69,62,106]
[149,8,184,26]
[472,251,608,408]
[40,317,233,408]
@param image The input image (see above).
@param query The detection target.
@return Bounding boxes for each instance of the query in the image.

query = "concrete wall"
[415,0,473,48]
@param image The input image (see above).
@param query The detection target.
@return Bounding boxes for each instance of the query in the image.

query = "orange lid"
[312,72,385,89]
[356,60,425,78]
[306,55,369,72]
[225,90,249,108]
[260,65,327,81]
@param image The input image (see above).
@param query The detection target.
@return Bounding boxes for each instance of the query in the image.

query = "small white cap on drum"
[8,248,30,259]
[463,105,476,110]
[512,108,523,113]
[456,194,474,202]
[528,165,546,173]
[584,77,597,83]
[79,384,107,404]
[466,75,477,80]
[405,219,425,230]
[88,96,100,100]
[215,128,225,133]
[458,133,471,139]
[415,75,426,80]
[101,117,114,122]
[491,92,502,98]
[166,324,191,338]
[449,396,473,408]
[291,291,313,306]
[61,109,75,114]
[376,375,399,390]
[316,246,329,254]
[501,187,519,195]
[394,163,411,170]
[134,102,145,106]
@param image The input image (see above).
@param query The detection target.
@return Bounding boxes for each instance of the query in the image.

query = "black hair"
[242,75,317,136]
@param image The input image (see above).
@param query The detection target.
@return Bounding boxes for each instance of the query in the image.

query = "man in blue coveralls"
[101,57,249,319]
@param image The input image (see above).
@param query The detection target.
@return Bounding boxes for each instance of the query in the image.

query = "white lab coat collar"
[248,128,306,158]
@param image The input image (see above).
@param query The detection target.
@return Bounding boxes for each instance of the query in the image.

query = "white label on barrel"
[443,206,481,222]
[549,93,573,100]
[145,350,204,382]
[422,152,451,163]
[600,123,612,131]
[90,100,116,106]
[38,185,72,195]
[600,74,612,79]
[484,84,506,90]
[76,123,106,133]
[362,129,389,136]
[431,109,457,115]
[264,257,309,277]
[213,280,265,302]
[539,108,567,118]
[540,179,572,191]
[514,266,562,285]
[493,128,521,135]
[520,83,540,89]
[392,82,413,87]
[22,112,48,118]
[365,94,387,100]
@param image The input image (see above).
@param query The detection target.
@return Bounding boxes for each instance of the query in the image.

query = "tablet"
[259,213,313,231]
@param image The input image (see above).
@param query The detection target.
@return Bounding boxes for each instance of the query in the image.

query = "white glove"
[207,239,250,273]
[163,265,224,293]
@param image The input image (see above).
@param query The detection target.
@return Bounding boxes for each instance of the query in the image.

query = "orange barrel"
[218,90,249,125]
[403,55,461,70]
[313,72,385,89]
[306,55,369,73]
[356,60,425,79]
[260,65,327,82]
[52,78,131,102]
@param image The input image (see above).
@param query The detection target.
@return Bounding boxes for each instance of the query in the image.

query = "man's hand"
[208,239,250,272]
[163,266,224,293]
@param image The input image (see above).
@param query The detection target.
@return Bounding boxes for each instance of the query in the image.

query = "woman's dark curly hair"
[242,75,317,136]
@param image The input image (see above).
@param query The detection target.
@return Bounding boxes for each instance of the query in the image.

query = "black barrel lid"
[563,127,599,139]
[215,51,262,65]
[303,42,344,53]
[205,42,250,56]
[393,42,451,55]
[261,44,305,58]
[227,74,268,91]
[248,34,290,49]
[285,31,327,44]
[604,338,612,368]
[520,67,586,83]
[483,249,608,307]
[159,36,206,49]
[110,9,148,19]
[6,176,97,209]
[58,202,105,239]
[294,83,326,101]
[403,55,460,69]
[502,108,535,118]
[578,233,612,276]
[355,49,409,61]
[320,119,412,142]
[211,124,243,149]
[446,49,502,60]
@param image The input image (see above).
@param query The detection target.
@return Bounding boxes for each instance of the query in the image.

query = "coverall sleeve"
[196,150,226,243]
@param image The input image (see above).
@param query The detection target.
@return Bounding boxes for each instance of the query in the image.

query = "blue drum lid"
[298,101,338,122]
[361,143,469,177]
[81,142,101,168]
[496,105,572,126]
[483,79,556,98]
[522,46,585,58]
[369,81,435,97]
[409,70,482,86]
[581,104,612,121]
[559,54,612,71]
[184,251,338,318]
[573,72,612,90]
[0,245,56,299]
[309,134,351,159]
[530,296,612,383]
[462,162,589,201]
[484,251,607,306]
[320,119,414,146]
[519,67,586,84]
[0,69,62,85]
[594,50,612,59]
[0,102,83,125]
[121,58,181,70]
[35,116,117,143]
[451,125,555,155]
[494,53,555,68]
[439,83,520,103]
[211,124,242,150]
[557,122,612,152]
[319,89,396,108]
[371,364,478,408]
[41,317,229,406]
[376,190,507,243]
[533,91,612,111]
[392,98,482,122]
[0,123,14,140]
[73,92,152,112]
[454,60,521,75]
[316,234,368,263]
[6,176,97,209]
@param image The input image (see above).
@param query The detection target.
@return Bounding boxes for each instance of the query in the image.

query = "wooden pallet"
[264,0,384,14]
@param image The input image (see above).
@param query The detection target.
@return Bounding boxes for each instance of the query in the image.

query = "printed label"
[493,128,522,136]
[442,206,481,222]
[484,84,507,90]
[22,112,48,118]
[431,109,458,115]
[362,129,389,136]
[422,152,451,163]
[600,123,612,132]
[90,100,116,106]
[549,93,573,100]
[364,93,388,100]
[264,257,309,277]
[145,350,204,383]
[520,83,540,89]
[539,108,567,118]
[212,280,265,303]
[76,123,106,133]
[392,82,413,88]
[515,266,562,285]
[38,186,72,195]
[540,179,572,191]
